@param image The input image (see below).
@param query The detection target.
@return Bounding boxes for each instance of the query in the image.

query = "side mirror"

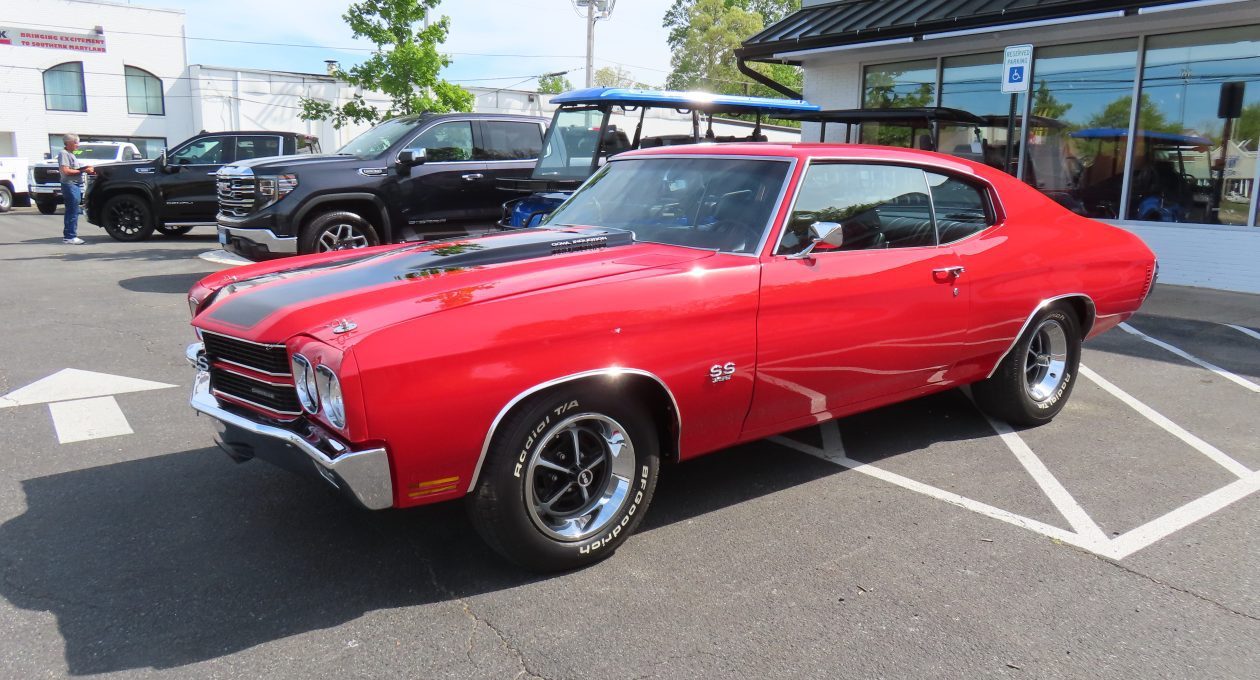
[44,152,52,160]
[398,148,427,167]
[787,221,843,260]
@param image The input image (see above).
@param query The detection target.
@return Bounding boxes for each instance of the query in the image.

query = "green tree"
[537,73,573,95]
[1032,80,1072,121]
[1085,94,1180,134]
[1234,101,1260,146]
[593,66,640,88]
[664,0,802,97]
[300,0,473,129]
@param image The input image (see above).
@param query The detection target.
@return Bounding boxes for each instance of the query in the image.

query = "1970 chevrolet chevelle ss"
[186,144,1157,570]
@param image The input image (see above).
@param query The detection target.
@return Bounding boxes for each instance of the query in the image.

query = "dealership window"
[124,66,164,116]
[1026,40,1139,219]
[861,59,936,146]
[940,52,1027,175]
[44,62,86,112]
[1136,27,1260,226]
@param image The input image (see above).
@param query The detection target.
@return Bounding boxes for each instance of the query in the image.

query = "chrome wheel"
[1025,318,1069,402]
[523,413,636,542]
[316,222,371,251]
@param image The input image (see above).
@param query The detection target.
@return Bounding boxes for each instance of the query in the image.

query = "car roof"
[619,142,1007,182]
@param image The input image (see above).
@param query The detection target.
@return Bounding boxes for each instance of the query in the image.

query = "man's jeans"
[61,182,82,240]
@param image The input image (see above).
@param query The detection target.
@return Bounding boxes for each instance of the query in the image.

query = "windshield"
[544,156,790,254]
[74,145,122,160]
[533,106,609,181]
[337,117,419,158]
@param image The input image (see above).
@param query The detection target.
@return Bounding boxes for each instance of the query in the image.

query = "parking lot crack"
[1094,555,1260,622]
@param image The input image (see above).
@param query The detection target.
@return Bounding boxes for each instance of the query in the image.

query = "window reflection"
[862,60,936,147]
[940,53,1027,176]
[1138,27,1260,225]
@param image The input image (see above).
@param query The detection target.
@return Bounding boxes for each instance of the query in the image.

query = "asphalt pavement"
[1,208,1257,679]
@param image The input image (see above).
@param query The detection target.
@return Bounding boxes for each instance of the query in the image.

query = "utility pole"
[577,0,615,88]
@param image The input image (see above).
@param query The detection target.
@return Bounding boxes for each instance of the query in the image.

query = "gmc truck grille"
[33,167,59,184]
[202,331,299,418]
[217,177,256,217]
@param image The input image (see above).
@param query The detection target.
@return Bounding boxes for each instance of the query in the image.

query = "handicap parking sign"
[1008,66,1024,83]
[1002,44,1033,93]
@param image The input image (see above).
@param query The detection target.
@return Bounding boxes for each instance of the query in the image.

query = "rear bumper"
[187,344,393,509]
[31,185,61,197]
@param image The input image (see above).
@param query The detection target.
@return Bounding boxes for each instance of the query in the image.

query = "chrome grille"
[33,166,59,184]
[217,177,256,217]
[202,331,291,376]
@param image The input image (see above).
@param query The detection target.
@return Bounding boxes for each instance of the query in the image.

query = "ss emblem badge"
[709,362,736,383]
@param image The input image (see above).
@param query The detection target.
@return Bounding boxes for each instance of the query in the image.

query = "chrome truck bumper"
[186,343,394,509]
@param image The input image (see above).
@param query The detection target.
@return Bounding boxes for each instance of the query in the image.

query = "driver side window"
[410,121,474,162]
[778,163,936,255]
[169,137,226,165]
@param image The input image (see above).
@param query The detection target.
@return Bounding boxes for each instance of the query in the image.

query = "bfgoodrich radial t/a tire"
[973,305,1081,427]
[469,386,660,571]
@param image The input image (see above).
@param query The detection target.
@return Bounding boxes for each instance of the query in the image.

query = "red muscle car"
[186,144,1157,570]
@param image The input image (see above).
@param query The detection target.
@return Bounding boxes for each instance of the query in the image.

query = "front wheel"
[156,224,194,237]
[0,185,12,213]
[298,211,380,254]
[36,200,58,215]
[469,386,661,571]
[101,195,155,242]
[972,305,1081,426]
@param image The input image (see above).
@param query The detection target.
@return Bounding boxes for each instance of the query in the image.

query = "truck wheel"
[469,385,660,572]
[0,185,12,212]
[972,305,1081,427]
[102,195,156,242]
[299,211,380,254]
[156,225,194,237]
[36,200,57,215]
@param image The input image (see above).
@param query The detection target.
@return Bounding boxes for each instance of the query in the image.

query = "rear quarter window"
[927,172,994,244]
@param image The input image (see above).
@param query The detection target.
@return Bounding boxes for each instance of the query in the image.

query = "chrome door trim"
[467,367,682,493]
[984,293,1096,379]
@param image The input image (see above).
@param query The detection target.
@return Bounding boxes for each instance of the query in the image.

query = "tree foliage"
[300,0,473,129]
[593,66,642,88]
[1085,95,1180,135]
[537,73,573,94]
[663,0,802,97]
[1032,80,1071,121]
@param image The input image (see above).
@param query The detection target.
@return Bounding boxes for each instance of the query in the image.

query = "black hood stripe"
[206,227,634,328]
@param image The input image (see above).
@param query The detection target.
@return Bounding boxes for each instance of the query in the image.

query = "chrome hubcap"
[1025,319,1069,402]
[524,413,636,542]
[317,223,370,251]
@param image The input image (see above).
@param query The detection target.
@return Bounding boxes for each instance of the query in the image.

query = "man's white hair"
[62,133,80,145]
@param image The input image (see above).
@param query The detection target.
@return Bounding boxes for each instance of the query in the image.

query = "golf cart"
[499,87,819,227]
[1069,128,1213,222]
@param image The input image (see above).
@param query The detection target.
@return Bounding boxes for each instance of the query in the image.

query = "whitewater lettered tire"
[102,194,155,242]
[973,305,1081,426]
[470,386,660,572]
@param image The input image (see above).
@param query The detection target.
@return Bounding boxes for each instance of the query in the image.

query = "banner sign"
[0,27,107,53]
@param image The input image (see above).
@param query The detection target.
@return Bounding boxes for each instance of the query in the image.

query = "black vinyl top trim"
[739,0,1191,61]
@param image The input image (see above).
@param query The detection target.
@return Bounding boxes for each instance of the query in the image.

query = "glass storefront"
[859,26,1260,227]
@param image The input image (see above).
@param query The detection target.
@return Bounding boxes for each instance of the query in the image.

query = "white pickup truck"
[29,142,144,214]
[0,156,30,213]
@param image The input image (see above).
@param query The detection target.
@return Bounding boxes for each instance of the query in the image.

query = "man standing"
[58,134,94,245]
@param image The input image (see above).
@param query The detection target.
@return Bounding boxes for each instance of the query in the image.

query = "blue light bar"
[549,87,820,113]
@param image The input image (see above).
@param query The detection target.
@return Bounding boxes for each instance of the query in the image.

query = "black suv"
[86,131,320,241]
[215,113,546,259]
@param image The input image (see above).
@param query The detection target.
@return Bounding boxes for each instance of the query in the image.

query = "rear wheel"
[0,185,12,212]
[298,211,380,254]
[156,224,194,237]
[36,200,58,215]
[101,195,155,242]
[469,386,660,571]
[973,305,1081,426]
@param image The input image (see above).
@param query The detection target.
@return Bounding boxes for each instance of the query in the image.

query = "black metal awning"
[739,0,1191,62]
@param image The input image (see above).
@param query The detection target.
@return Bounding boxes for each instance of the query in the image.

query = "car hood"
[193,227,715,344]
[222,153,362,174]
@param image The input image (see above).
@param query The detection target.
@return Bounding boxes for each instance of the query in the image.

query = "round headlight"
[315,365,345,429]
[291,354,318,414]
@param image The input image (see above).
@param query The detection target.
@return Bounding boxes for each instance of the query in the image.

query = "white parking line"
[980,414,1109,544]
[1118,322,1260,393]
[1079,364,1252,479]
[1104,470,1260,560]
[1225,323,1260,343]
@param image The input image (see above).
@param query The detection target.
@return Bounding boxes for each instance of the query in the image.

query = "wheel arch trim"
[984,293,1095,380]
[466,368,682,494]
[293,192,393,242]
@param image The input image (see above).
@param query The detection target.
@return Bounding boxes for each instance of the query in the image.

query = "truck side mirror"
[398,148,427,167]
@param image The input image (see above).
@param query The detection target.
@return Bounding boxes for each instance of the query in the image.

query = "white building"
[739,0,1260,294]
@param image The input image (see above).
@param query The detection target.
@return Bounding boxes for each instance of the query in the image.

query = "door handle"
[461,173,484,181]
[932,266,965,279]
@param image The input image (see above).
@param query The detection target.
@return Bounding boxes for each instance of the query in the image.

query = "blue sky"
[133,0,676,90]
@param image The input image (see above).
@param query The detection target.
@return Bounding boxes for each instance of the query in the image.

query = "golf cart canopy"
[1070,128,1212,147]
[550,87,822,115]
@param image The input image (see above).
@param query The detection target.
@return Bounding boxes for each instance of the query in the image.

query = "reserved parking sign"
[1002,44,1033,94]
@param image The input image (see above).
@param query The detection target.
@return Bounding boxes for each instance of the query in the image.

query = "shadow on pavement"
[119,272,209,295]
[0,245,219,264]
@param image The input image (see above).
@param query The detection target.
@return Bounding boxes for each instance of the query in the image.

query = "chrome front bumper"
[217,225,298,254]
[187,343,394,509]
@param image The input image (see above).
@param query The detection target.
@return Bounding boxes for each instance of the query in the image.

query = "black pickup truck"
[214,113,546,260]
[86,131,320,241]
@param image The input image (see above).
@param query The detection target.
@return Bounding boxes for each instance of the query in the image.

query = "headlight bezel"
[315,365,346,429]
[291,354,319,414]
[257,174,298,208]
